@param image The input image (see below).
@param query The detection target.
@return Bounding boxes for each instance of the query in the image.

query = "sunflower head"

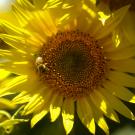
[0,0,135,134]
[35,30,107,99]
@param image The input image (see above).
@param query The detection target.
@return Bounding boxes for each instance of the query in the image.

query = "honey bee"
[35,57,49,73]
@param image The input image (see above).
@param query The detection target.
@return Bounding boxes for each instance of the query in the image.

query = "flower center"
[36,31,107,99]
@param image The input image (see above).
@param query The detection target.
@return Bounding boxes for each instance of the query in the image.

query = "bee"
[35,57,49,73]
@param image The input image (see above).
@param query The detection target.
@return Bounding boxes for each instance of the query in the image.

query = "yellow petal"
[75,10,93,32]
[130,96,135,103]
[98,117,109,135]
[0,20,30,36]
[33,0,46,8]
[0,34,39,53]
[31,109,48,127]
[82,3,96,19]
[88,99,109,134]
[50,94,63,122]
[0,69,10,81]
[122,11,135,45]
[95,5,130,39]
[0,49,26,61]
[22,94,43,115]
[106,46,135,60]
[12,4,31,27]
[104,81,135,103]
[0,75,27,95]
[0,12,18,24]
[88,0,96,5]
[100,88,134,120]
[56,13,71,26]
[108,71,135,88]
[50,106,61,122]
[109,59,135,73]
[90,90,119,122]
[25,11,57,37]
[12,91,31,104]
[0,34,28,52]
[62,99,74,134]
[43,0,62,9]
[0,61,32,75]
[77,97,95,134]
[98,12,110,25]
[17,0,35,10]
[0,98,16,109]
[12,3,57,37]
[103,29,130,53]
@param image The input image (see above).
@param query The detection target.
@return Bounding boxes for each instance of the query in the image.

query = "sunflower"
[0,0,135,134]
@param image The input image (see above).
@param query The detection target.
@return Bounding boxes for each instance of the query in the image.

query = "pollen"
[36,31,107,99]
